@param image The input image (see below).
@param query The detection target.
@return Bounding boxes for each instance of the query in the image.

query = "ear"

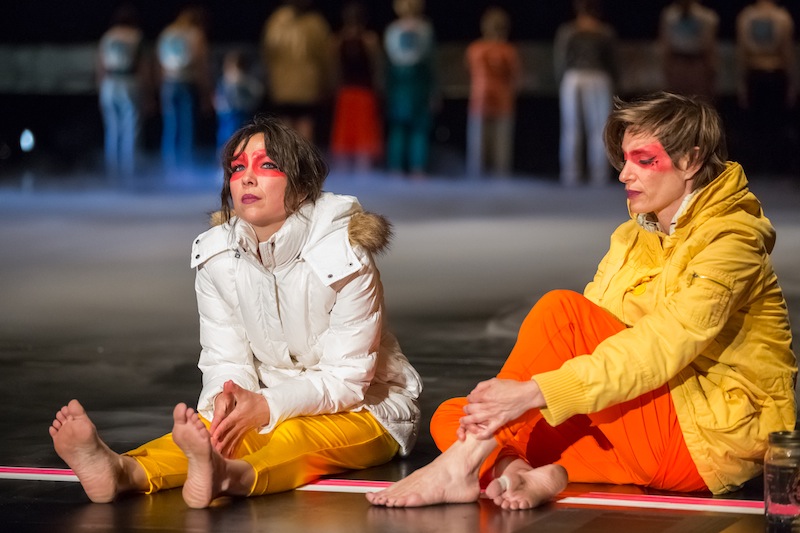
[677,147,702,182]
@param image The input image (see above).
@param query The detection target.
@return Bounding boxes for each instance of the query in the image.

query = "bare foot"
[366,438,496,507]
[484,458,568,510]
[172,403,226,509]
[49,399,129,503]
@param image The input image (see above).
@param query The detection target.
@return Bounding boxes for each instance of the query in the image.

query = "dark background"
[2,1,799,43]
[1,1,798,182]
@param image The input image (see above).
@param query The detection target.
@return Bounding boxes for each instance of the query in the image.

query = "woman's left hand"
[209,380,270,458]
[458,378,544,440]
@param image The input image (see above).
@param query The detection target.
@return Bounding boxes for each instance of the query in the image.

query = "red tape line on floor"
[557,492,764,515]
[0,466,764,513]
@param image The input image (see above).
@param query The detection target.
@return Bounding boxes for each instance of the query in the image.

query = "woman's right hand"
[458,378,544,440]
[209,380,271,458]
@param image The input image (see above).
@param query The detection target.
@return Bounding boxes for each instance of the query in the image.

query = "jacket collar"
[231,203,313,270]
[634,162,756,237]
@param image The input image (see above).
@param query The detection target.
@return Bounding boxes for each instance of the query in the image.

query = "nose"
[618,161,635,184]
[240,167,257,186]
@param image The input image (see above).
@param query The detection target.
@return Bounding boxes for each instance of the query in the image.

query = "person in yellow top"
[367,91,797,509]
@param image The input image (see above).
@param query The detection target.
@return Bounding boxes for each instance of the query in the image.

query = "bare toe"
[50,400,124,503]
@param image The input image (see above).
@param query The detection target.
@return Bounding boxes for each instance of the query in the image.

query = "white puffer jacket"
[190,193,422,456]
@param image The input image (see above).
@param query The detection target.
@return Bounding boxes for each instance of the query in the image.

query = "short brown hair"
[603,92,727,190]
[219,115,328,222]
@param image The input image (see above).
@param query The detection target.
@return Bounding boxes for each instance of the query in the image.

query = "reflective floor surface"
[2,169,798,532]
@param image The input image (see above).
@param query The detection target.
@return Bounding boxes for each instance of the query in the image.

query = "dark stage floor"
[1,169,798,532]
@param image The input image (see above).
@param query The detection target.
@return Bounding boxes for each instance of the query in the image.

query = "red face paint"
[230,149,286,181]
[623,143,674,173]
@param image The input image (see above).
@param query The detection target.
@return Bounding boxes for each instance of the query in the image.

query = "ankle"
[219,459,254,497]
[451,435,498,476]
[120,456,149,493]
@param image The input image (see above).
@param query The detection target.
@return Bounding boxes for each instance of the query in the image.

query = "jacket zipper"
[689,272,732,291]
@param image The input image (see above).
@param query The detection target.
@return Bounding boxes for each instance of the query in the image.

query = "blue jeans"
[99,77,141,179]
[160,81,196,171]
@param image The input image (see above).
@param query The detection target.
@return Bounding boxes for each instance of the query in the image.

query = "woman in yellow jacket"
[367,91,796,509]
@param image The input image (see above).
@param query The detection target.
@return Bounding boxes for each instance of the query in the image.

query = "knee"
[529,290,584,316]
[520,290,590,330]
[538,289,582,307]
[430,397,467,452]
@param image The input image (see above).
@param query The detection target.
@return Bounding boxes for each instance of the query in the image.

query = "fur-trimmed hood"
[346,211,392,255]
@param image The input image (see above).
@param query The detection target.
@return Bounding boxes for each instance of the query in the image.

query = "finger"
[219,427,242,458]
[460,412,491,428]
[211,415,232,442]
[210,410,229,435]
[474,427,496,440]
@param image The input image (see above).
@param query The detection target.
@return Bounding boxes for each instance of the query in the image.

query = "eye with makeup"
[230,152,247,174]
[639,157,656,166]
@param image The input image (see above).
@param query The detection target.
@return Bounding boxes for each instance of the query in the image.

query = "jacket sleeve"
[258,247,383,433]
[195,258,261,420]
[535,224,764,426]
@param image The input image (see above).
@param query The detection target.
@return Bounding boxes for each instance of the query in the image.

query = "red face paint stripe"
[623,143,673,172]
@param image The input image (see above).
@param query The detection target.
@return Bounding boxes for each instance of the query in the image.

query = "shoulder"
[698,5,719,24]
[191,223,233,269]
[310,193,392,255]
[302,194,392,285]
[611,219,640,239]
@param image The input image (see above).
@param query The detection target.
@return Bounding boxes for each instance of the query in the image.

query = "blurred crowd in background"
[0,0,798,186]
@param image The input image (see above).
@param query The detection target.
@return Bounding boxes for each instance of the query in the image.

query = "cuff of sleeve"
[534,366,591,426]
[258,389,282,434]
[197,384,224,422]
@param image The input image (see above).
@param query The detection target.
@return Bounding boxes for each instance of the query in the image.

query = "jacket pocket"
[692,374,759,432]
[687,269,734,329]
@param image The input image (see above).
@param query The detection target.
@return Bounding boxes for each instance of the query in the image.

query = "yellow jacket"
[535,162,796,494]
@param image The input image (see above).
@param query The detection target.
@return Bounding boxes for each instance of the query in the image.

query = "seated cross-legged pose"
[50,115,422,508]
[367,91,796,509]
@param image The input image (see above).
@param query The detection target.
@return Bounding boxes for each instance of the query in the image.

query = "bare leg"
[49,399,148,503]
[171,403,255,509]
[366,433,497,507]
[484,457,568,510]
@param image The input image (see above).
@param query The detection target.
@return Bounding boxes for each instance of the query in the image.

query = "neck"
[254,221,285,243]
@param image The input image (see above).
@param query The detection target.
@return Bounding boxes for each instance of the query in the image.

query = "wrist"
[259,395,271,427]
[527,378,545,410]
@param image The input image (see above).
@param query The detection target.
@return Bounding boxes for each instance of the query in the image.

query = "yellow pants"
[124,410,399,495]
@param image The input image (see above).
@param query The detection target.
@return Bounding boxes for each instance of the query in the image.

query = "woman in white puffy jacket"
[49,115,422,508]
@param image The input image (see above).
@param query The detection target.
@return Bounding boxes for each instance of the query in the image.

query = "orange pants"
[431,290,707,493]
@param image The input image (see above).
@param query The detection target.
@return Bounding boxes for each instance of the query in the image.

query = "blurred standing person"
[97,3,148,182]
[464,7,521,179]
[736,0,797,175]
[214,49,264,153]
[157,6,212,175]
[383,0,436,178]
[329,1,384,175]
[554,0,617,187]
[261,0,333,144]
[659,0,719,101]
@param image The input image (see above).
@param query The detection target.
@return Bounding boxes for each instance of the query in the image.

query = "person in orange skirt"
[367,91,796,509]
[329,1,384,174]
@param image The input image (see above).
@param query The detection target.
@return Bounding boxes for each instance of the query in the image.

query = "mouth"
[626,190,641,200]
[241,194,260,204]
